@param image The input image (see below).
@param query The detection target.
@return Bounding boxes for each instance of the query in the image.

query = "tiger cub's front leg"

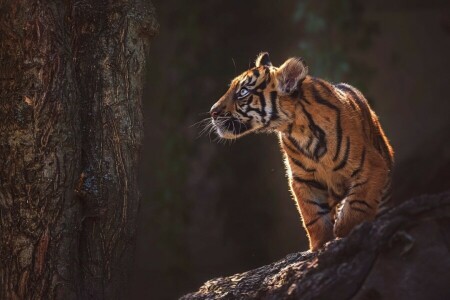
[291,176,334,251]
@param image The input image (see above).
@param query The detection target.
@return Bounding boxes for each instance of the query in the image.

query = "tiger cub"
[209,52,394,251]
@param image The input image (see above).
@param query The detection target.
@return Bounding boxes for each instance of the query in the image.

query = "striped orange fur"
[209,53,394,250]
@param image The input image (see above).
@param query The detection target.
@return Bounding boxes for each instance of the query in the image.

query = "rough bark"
[182,191,450,300]
[0,1,158,299]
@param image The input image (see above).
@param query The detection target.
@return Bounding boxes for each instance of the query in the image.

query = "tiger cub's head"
[210,52,308,139]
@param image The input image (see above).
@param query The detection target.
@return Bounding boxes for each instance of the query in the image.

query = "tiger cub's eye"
[238,88,249,98]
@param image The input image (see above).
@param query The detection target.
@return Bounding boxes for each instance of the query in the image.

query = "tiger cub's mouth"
[212,117,250,139]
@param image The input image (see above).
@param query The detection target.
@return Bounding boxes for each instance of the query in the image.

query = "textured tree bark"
[0,1,158,299]
[182,191,450,300]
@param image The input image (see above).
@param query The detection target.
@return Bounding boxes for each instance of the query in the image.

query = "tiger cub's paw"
[333,222,354,238]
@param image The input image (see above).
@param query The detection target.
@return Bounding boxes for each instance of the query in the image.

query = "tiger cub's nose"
[211,111,218,119]
[210,104,224,120]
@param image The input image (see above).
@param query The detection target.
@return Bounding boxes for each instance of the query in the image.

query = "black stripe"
[351,148,366,178]
[293,175,327,190]
[298,101,327,160]
[246,80,257,88]
[349,200,373,209]
[333,137,350,171]
[305,211,329,227]
[287,135,304,152]
[298,87,310,104]
[270,91,278,120]
[245,75,257,87]
[345,191,356,198]
[288,123,294,134]
[245,107,261,114]
[306,216,321,227]
[285,135,315,160]
[335,84,365,103]
[381,193,391,203]
[259,93,267,118]
[336,84,387,165]
[252,79,268,122]
[305,200,330,211]
[279,105,291,118]
[236,107,249,117]
[288,156,316,172]
[314,143,327,159]
[266,70,272,83]
[335,83,349,91]
[351,207,369,214]
[330,188,347,201]
[291,89,299,99]
[348,100,357,110]
[254,78,268,91]
[305,135,313,150]
[335,84,368,132]
[313,79,343,161]
[247,95,254,106]
[282,137,301,155]
[352,180,368,190]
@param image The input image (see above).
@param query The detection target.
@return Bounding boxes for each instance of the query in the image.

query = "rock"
[182,191,450,300]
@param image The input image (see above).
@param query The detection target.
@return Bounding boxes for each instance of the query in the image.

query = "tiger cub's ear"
[276,58,308,95]
[255,52,272,67]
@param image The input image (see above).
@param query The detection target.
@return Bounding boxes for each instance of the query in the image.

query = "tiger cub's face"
[210,52,308,139]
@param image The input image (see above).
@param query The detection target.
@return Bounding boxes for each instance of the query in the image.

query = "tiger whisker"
[191,117,213,128]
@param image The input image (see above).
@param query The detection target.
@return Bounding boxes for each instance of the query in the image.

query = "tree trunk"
[182,191,450,300]
[0,1,158,299]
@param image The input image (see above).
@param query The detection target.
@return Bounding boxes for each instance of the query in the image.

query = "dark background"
[131,0,450,299]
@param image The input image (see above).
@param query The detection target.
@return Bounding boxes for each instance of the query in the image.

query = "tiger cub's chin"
[212,119,255,139]
[214,128,235,139]
[214,127,251,139]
